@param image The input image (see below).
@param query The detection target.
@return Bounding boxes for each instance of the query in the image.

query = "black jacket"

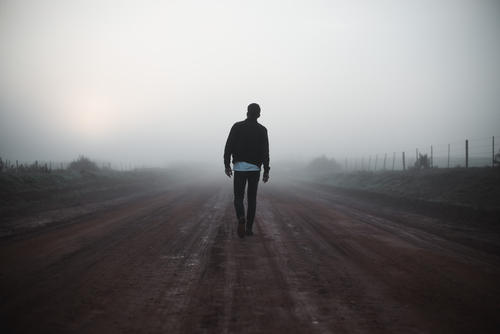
[224,118,270,173]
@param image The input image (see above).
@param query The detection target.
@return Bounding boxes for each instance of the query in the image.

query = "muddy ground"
[0,175,499,333]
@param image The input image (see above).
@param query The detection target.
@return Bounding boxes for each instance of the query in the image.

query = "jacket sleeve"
[262,128,270,174]
[223,125,235,168]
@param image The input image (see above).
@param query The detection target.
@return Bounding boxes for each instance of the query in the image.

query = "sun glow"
[59,94,120,139]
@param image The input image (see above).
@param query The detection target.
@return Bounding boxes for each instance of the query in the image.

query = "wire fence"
[2,136,499,174]
[342,136,499,172]
[0,159,154,174]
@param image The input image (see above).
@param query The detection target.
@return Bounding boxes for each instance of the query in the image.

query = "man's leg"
[233,171,246,220]
[246,171,260,233]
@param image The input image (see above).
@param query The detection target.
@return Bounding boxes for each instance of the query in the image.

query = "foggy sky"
[1,0,499,168]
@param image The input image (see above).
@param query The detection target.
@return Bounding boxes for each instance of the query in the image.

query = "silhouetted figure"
[224,103,270,238]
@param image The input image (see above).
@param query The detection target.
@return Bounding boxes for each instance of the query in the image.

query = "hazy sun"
[59,94,118,139]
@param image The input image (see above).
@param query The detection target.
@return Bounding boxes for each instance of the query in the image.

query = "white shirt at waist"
[233,161,261,172]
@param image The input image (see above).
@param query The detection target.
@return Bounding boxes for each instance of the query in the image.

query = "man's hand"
[225,168,232,178]
[263,173,269,183]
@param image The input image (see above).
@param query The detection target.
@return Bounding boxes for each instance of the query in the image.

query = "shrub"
[494,149,500,167]
[0,158,52,174]
[67,155,100,172]
[307,155,343,174]
[0,158,17,173]
[413,153,431,169]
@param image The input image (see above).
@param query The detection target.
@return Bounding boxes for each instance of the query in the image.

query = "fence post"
[16,160,18,173]
[431,146,433,168]
[402,152,406,171]
[416,148,418,162]
[368,156,371,171]
[493,136,495,167]
[375,155,378,171]
[383,153,387,171]
[392,152,395,171]
[36,161,38,171]
[466,140,468,168]
[448,144,450,168]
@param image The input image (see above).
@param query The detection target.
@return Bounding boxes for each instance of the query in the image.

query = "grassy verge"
[307,167,500,212]
[0,169,174,218]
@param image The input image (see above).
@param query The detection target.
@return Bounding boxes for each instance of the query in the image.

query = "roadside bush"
[412,153,431,169]
[0,158,44,174]
[307,155,343,174]
[494,149,500,167]
[0,157,15,173]
[67,155,100,172]
[0,157,6,172]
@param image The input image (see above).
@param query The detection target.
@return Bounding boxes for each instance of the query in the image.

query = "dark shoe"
[237,216,246,238]
[246,230,254,236]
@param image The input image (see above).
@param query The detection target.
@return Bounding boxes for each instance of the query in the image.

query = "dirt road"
[1,177,499,333]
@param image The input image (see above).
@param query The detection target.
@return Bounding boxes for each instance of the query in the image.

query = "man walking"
[224,103,270,238]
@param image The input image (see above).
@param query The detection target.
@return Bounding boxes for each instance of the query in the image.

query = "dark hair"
[247,103,261,119]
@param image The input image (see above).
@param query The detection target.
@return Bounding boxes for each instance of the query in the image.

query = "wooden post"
[431,146,433,168]
[392,152,395,171]
[383,153,387,171]
[448,144,450,168]
[416,148,418,162]
[368,156,371,171]
[374,155,378,171]
[493,136,495,167]
[36,161,38,170]
[402,152,406,171]
[465,140,468,168]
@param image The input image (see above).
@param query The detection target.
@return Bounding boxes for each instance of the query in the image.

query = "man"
[224,103,270,238]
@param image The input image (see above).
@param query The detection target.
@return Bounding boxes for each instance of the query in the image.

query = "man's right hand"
[225,168,232,178]
[263,173,269,183]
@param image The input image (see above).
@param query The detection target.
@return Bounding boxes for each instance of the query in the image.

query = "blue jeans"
[233,171,260,231]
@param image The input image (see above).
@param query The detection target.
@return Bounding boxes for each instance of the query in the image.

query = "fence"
[0,159,152,174]
[342,136,499,172]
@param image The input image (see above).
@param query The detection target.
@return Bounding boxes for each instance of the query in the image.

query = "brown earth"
[0,176,499,333]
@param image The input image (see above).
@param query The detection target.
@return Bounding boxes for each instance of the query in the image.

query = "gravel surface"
[1,177,499,333]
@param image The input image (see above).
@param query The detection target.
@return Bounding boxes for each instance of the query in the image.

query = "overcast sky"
[1,0,499,167]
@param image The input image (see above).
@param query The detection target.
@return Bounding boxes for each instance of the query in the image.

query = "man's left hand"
[263,173,269,183]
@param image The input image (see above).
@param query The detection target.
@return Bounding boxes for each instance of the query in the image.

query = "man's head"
[247,103,261,120]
